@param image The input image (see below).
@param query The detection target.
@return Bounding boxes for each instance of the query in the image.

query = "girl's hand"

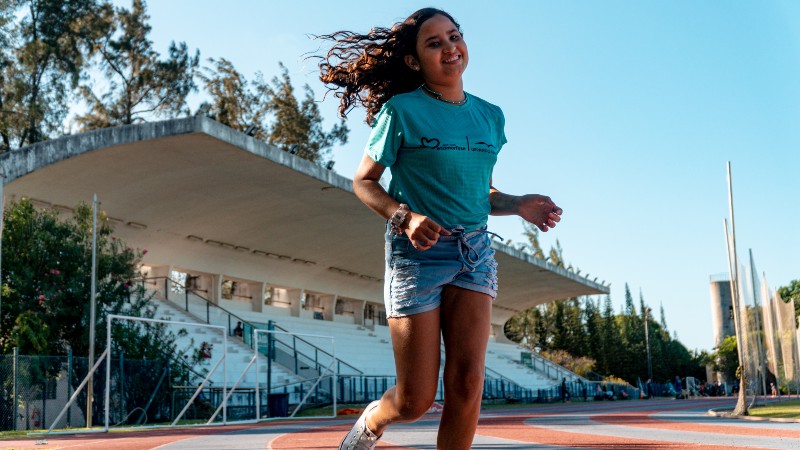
[404,212,452,250]
[516,194,562,232]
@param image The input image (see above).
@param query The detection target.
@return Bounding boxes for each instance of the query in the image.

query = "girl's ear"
[404,54,420,71]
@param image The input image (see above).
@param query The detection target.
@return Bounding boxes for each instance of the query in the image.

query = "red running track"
[2,398,797,449]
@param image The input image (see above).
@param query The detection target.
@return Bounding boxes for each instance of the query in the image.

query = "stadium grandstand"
[2,117,610,426]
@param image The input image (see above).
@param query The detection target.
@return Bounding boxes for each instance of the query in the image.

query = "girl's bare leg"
[366,307,442,435]
[437,285,492,450]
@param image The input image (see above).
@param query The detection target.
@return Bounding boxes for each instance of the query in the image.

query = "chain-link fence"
[0,349,186,431]
[1,350,82,431]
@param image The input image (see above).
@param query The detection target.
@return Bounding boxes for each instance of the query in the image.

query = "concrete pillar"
[250,282,265,313]
[194,273,213,299]
[148,265,170,279]
[354,300,367,326]
[491,323,514,344]
[210,274,222,305]
[289,289,303,317]
[147,265,172,299]
[322,295,336,321]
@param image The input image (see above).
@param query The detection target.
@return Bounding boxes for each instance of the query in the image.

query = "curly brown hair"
[316,8,461,125]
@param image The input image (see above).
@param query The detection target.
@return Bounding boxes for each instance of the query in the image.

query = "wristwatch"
[390,203,410,235]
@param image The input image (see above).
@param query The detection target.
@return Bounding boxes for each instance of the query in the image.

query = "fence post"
[12,347,17,431]
[67,348,72,427]
[267,321,274,399]
[167,359,172,420]
[293,336,298,374]
[119,349,125,424]
[42,374,46,430]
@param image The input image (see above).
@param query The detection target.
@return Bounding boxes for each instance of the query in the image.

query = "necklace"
[421,84,467,106]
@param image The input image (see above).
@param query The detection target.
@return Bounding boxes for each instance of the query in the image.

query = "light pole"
[644,307,653,382]
[86,194,98,427]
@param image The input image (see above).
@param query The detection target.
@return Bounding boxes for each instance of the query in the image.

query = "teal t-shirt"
[366,88,507,231]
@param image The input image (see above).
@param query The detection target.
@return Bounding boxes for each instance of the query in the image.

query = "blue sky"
[124,1,800,353]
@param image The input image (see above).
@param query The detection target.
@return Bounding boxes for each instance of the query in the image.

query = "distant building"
[709,273,735,348]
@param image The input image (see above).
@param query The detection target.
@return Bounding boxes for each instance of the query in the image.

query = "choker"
[421,84,467,106]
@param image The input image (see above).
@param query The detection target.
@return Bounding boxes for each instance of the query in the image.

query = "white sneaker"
[338,400,381,450]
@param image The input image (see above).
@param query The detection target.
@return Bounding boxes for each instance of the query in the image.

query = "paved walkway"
[3,398,798,449]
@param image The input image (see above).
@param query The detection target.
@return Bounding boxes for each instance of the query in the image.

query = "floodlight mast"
[724,162,748,416]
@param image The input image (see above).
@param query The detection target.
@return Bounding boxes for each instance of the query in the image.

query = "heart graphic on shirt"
[421,137,440,149]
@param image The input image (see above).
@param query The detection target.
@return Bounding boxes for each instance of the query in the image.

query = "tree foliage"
[504,242,707,385]
[712,335,738,380]
[199,60,348,165]
[262,63,348,163]
[1,0,349,168]
[776,279,800,327]
[0,0,100,149]
[197,57,269,138]
[76,0,199,129]
[0,198,157,357]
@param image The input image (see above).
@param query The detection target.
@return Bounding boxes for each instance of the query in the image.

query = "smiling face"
[405,13,468,88]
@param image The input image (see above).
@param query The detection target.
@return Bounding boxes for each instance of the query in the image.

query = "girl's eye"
[428,42,440,48]
[450,34,461,41]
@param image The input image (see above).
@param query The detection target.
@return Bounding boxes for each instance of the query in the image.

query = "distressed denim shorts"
[384,223,499,318]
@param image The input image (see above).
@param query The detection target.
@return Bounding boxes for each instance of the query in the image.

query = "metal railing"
[527,351,583,382]
[253,321,362,377]
[142,277,362,377]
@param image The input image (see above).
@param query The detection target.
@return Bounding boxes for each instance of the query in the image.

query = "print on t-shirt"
[418,136,499,155]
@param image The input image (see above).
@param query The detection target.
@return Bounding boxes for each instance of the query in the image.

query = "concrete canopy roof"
[1,117,608,323]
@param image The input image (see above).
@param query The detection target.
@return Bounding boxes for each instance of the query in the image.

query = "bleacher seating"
[147,292,298,389]
[147,285,575,393]
[266,315,397,376]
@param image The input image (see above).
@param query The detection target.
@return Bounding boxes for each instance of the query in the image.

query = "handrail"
[143,275,252,332]
[514,347,586,382]
[128,281,214,385]
[142,276,363,376]
[253,321,362,375]
[264,329,362,376]
[484,365,519,386]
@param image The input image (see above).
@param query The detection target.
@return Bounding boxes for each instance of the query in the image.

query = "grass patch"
[0,429,37,439]
[748,399,800,419]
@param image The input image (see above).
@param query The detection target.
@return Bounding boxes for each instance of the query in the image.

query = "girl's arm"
[489,182,562,232]
[353,153,450,250]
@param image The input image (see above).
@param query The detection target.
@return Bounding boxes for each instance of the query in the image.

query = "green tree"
[197,57,270,138]
[504,307,537,347]
[520,220,545,259]
[0,0,99,149]
[541,349,595,377]
[76,0,199,129]
[548,240,564,267]
[599,295,622,375]
[0,1,21,151]
[776,279,800,327]
[0,199,202,424]
[0,198,152,355]
[199,60,348,165]
[551,297,586,357]
[261,63,348,163]
[583,297,602,369]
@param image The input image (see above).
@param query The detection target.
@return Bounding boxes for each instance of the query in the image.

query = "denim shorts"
[384,223,499,318]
